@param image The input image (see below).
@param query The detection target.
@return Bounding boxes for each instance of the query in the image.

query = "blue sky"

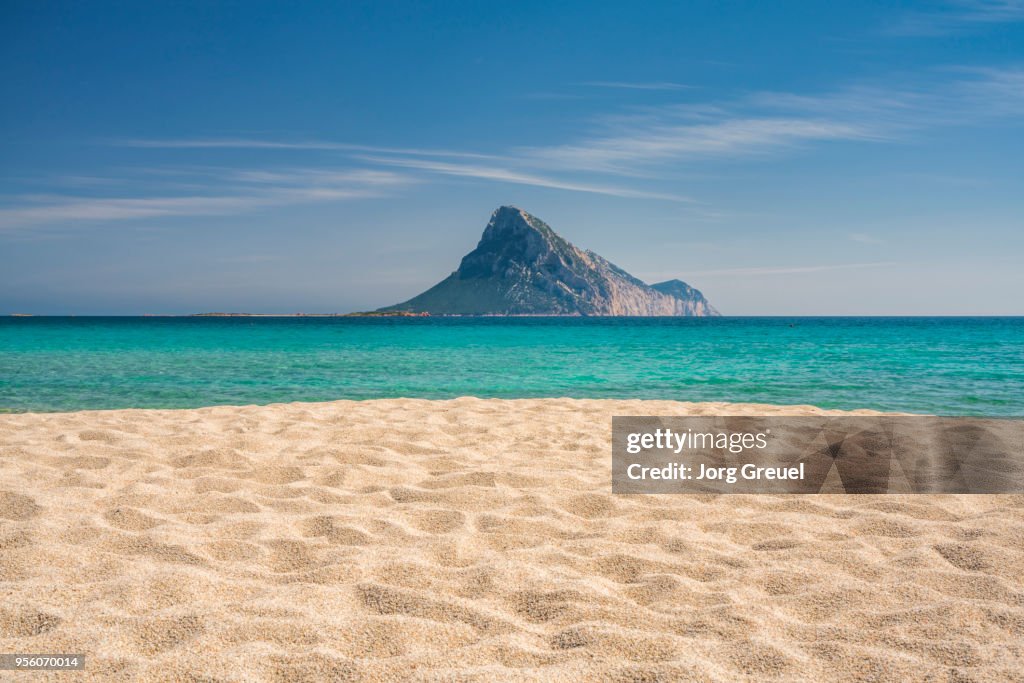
[1,0,1022,315]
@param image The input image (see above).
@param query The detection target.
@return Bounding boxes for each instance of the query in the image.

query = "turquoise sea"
[1,317,1022,416]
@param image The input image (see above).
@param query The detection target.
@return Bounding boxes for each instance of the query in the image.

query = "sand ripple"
[0,398,1022,681]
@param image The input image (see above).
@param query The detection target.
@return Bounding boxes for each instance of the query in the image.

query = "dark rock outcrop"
[380,206,718,316]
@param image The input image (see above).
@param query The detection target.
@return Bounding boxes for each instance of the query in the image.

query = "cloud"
[522,118,874,173]
[579,81,692,91]
[686,262,898,277]
[115,137,497,159]
[0,167,412,230]
[120,67,1024,176]
[529,66,1024,173]
[886,0,1024,36]
[766,67,1024,132]
[72,66,1024,216]
[948,66,1024,116]
[747,85,923,125]
[358,156,693,202]
[226,168,410,195]
[546,67,1024,173]
[849,233,885,245]
[0,195,263,227]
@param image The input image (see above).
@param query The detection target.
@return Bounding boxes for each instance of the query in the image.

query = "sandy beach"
[1,397,1022,682]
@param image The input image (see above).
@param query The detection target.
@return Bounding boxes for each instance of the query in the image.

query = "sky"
[1,0,1022,315]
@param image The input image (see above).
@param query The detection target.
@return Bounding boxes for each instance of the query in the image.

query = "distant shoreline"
[7,312,430,318]
[7,313,1024,318]
[190,311,429,318]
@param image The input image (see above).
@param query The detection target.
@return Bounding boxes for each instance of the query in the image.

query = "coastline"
[2,397,1021,680]
[0,395,892,417]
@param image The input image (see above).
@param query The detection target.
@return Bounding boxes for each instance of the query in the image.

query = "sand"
[0,397,1022,682]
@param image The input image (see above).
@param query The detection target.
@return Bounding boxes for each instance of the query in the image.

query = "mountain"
[378,206,719,316]
[650,279,705,301]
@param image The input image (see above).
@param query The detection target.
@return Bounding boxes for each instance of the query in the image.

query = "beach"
[1,397,1022,681]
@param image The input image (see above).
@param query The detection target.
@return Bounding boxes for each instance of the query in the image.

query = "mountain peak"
[494,204,527,219]
[462,206,570,279]
[479,205,555,244]
[380,207,719,316]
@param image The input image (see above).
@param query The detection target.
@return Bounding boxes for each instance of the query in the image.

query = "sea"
[1,316,1022,416]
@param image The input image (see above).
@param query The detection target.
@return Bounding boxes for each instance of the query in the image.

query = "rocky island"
[379,206,718,316]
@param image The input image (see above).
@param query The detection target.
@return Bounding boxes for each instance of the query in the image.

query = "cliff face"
[380,206,719,316]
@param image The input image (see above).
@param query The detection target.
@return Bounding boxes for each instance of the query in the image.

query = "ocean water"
[1,317,1022,416]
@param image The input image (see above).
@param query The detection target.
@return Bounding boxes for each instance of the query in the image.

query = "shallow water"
[1,316,1022,415]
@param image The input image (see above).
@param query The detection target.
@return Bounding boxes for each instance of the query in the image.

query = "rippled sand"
[0,398,1021,681]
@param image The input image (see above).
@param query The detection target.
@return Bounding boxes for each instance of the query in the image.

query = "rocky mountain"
[379,206,719,316]
[650,279,706,302]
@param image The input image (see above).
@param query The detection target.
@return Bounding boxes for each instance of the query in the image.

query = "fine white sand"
[0,398,1021,681]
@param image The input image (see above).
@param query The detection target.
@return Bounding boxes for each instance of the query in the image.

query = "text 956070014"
[0,654,85,670]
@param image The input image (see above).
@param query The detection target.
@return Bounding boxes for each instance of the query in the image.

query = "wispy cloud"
[522,118,874,173]
[747,85,923,125]
[687,262,898,277]
[358,156,693,202]
[849,233,886,245]
[114,137,498,160]
[0,195,265,228]
[756,66,1024,129]
[579,81,692,91]
[117,68,1024,178]
[886,0,1024,36]
[225,168,409,198]
[525,66,1024,174]
[949,66,1024,116]
[0,167,412,230]
[42,65,1024,227]
[522,92,587,101]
